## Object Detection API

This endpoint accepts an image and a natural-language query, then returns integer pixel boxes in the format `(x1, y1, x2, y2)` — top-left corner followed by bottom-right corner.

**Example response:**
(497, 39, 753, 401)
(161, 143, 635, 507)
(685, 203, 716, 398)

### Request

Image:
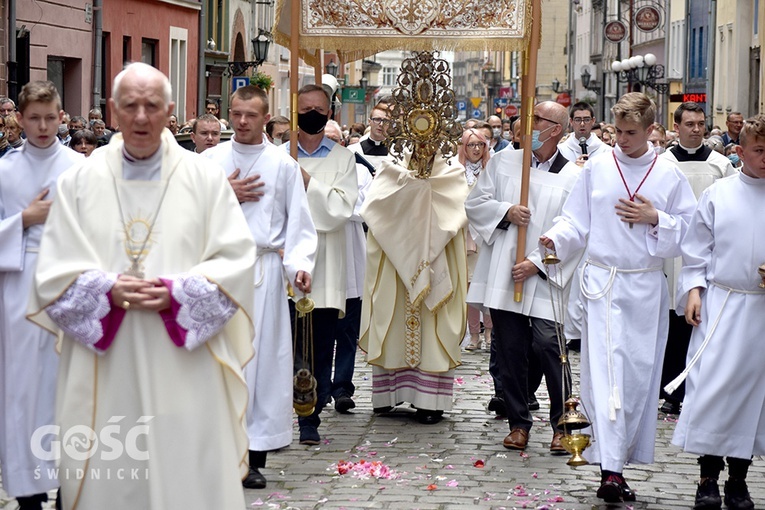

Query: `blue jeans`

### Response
(291, 301, 339, 430)
(332, 298, 361, 398)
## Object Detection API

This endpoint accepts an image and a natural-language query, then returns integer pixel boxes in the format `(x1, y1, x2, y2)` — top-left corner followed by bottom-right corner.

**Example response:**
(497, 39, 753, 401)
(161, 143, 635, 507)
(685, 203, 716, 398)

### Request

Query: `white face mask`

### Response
(492, 128, 501, 139)
(272, 137, 283, 146)
(653, 145, 664, 155)
(502, 130, 511, 140)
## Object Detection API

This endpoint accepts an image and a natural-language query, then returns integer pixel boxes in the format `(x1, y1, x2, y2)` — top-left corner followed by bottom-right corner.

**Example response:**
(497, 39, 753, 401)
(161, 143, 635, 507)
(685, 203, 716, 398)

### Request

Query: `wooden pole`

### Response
(289, 0, 299, 161)
(514, 0, 542, 302)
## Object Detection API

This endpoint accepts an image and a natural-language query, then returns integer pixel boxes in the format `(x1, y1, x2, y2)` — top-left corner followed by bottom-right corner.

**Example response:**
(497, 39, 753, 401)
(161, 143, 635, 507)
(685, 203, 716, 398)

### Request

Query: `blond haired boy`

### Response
(540, 93, 696, 503)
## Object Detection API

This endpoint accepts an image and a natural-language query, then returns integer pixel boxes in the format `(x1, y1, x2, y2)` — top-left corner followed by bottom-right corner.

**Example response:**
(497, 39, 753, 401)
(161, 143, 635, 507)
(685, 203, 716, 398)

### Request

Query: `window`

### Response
(142, 38, 158, 67)
(169, 27, 187, 122)
(697, 26, 703, 79)
(123, 36, 132, 65)
(382, 66, 397, 87)
(690, 28, 696, 78)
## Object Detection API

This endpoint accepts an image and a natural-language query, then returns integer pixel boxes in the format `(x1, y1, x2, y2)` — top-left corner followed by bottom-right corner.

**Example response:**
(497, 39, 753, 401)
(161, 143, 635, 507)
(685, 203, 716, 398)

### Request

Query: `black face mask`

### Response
(69, 128, 80, 137)
(297, 110, 328, 135)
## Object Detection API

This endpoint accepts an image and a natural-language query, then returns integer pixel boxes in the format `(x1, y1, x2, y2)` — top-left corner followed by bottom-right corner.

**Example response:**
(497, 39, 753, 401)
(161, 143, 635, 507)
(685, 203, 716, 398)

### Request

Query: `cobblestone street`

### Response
(3, 347, 763, 509)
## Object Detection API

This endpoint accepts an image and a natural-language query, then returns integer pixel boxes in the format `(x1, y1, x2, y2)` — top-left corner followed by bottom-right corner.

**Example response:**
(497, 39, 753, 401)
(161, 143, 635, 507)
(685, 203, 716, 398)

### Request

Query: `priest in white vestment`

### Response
(205, 85, 317, 488)
(359, 152, 468, 425)
(28, 63, 255, 510)
(658, 102, 736, 415)
(466, 101, 582, 453)
(540, 93, 696, 503)
(671, 116, 765, 509)
(283, 84, 358, 446)
(0, 81, 81, 510)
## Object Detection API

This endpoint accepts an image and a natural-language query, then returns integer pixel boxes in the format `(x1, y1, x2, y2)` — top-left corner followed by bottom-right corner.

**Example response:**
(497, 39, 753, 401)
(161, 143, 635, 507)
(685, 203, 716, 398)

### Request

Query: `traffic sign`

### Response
(456, 100, 467, 111)
(232, 76, 250, 92)
(341, 87, 366, 104)
(505, 105, 518, 116)
(472, 108, 482, 119)
(494, 98, 508, 108)
(470, 97, 482, 108)
(556, 92, 572, 108)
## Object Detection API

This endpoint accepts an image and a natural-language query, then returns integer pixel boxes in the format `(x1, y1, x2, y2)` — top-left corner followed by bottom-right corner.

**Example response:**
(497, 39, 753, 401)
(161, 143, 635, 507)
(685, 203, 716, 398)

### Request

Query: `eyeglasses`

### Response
(533, 114, 559, 126)
(572, 117, 593, 124)
(466, 142, 485, 149)
(369, 117, 390, 125)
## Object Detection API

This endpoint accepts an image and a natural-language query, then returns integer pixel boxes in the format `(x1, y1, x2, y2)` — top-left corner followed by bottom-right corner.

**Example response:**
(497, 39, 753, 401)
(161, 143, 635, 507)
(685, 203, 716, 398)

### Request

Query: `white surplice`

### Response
(672, 171, 765, 458)
(466, 148, 582, 319)
(0, 142, 81, 498)
(297, 145, 359, 314)
(558, 132, 612, 163)
(205, 137, 317, 451)
(345, 164, 373, 300)
(542, 144, 696, 471)
(28, 131, 255, 510)
(660, 146, 736, 309)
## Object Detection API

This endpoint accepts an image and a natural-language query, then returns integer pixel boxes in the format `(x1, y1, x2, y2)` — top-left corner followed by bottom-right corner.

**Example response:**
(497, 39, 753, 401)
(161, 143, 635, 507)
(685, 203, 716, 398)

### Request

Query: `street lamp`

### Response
(325, 59, 338, 78)
(359, 76, 368, 89)
(611, 53, 668, 94)
(224, 29, 272, 76)
(552, 78, 561, 94)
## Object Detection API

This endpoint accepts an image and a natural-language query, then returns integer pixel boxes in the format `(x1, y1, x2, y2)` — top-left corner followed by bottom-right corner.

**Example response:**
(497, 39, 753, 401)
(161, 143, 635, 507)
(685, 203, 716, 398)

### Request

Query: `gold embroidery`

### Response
(410, 259, 430, 288)
(404, 293, 421, 368)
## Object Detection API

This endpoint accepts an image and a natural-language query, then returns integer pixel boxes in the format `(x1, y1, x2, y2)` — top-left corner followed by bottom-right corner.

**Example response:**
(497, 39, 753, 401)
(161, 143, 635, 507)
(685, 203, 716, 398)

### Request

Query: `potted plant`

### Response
(251, 71, 274, 91)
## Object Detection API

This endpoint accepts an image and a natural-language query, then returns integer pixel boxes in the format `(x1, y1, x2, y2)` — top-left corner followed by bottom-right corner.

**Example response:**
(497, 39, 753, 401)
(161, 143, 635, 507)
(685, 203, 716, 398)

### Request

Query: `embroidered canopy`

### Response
(274, 0, 534, 65)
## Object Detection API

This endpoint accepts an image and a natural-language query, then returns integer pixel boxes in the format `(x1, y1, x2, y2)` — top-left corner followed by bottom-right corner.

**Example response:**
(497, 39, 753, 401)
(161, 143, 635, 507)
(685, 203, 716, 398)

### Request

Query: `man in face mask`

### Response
(465, 100, 583, 454)
(283, 84, 359, 447)
(487, 115, 510, 152)
(657, 101, 736, 416)
(266, 115, 290, 145)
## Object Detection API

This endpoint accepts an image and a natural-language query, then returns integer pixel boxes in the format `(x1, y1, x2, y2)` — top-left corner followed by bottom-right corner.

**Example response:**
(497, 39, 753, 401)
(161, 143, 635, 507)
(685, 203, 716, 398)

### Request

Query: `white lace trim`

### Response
(171, 275, 237, 351)
(46, 270, 116, 353)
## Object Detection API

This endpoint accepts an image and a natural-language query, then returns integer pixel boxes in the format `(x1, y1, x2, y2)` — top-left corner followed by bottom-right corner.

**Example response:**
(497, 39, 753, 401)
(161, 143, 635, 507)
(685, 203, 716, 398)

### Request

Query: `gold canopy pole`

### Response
(514, 0, 542, 303)
(289, 0, 300, 161)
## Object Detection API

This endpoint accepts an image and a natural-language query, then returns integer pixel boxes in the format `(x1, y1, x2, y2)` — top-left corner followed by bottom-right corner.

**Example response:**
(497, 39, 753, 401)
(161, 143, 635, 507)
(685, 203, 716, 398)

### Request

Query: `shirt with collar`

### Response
(532, 149, 561, 172)
(284, 136, 336, 158)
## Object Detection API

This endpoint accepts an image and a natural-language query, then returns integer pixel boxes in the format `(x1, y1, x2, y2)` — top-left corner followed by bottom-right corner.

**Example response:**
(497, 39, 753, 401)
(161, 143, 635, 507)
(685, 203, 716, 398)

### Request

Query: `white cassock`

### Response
(28, 131, 255, 510)
(558, 132, 612, 163)
(542, 144, 696, 472)
(673, 171, 765, 458)
(295, 144, 358, 314)
(466, 149, 582, 319)
(204, 137, 317, 451)
(0, 142, 81, 498)
(660, 145, 736, 309)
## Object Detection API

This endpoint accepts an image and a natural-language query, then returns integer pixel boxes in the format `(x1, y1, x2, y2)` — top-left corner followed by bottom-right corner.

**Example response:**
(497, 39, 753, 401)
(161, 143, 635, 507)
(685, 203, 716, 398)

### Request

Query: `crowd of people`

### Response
(0, 64, 763, 510)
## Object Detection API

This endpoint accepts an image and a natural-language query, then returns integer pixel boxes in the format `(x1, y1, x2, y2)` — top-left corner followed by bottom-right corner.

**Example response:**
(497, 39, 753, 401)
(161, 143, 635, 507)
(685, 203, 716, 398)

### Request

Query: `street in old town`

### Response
(2, 347, 764, 509)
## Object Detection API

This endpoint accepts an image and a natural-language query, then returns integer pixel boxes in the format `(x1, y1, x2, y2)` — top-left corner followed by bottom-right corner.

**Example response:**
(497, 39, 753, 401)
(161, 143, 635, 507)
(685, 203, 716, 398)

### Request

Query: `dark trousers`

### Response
(332, 298, 361, 398)
(660, 311, 693, 403)
(291, 302, 339, 429)
(490, 326, 545, 401)
(490, 308, 569, 432)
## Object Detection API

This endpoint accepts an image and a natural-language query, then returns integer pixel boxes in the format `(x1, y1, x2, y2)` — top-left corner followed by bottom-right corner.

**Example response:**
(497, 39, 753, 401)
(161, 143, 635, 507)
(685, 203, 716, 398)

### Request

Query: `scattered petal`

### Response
(547, 495, 565, 502)
(446, 479, 459, 487)
(426, 484, 438, 491)
(532, 472, 538, 478)
(250, 499, 264, 506)
(474, 459, 485, 468)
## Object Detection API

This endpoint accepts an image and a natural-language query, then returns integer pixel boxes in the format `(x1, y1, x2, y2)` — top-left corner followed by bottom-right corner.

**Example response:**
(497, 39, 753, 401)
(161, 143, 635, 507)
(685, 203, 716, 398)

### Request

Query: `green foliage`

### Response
(251, 71, 274, 91)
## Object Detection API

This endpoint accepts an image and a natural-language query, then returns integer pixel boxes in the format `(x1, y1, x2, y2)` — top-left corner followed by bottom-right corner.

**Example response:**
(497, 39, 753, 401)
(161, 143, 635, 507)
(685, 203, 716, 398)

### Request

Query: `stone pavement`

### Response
(2, 347, 764, 509)
(246, 348, 765, 510)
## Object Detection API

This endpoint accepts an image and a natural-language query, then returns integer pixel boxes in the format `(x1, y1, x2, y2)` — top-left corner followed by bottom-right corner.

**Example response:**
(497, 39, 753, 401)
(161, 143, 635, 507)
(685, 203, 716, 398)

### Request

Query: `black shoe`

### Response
(299, 425, 321, 445)
(694, 478, 722, 510)
(596, 474, 623, 503)
(659, 399, 681, 415)
(242, 467, 267, 489)
(415, 409, 443, 425)
(724, 479, 754, 510)
(334, 394, 356, 414)
(620, 477, 637, 502)
(528, 397, 540, 411)
(488, 396, 507, 417)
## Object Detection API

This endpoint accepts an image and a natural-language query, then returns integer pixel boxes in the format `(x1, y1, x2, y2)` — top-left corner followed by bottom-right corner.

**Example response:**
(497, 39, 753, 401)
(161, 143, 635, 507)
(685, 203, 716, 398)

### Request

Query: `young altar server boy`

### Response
(671, 114, 765, 510)
(540, 92, 696, 503)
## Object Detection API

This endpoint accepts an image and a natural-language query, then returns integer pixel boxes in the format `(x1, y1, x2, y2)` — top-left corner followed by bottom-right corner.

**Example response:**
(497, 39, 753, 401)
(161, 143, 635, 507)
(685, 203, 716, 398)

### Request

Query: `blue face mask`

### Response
(531, 125, 555, 151)
(728, 154, 740, 166)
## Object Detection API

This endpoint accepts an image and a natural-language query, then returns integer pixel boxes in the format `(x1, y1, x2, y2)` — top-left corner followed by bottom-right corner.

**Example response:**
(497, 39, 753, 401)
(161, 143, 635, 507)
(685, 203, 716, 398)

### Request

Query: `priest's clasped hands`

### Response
(111, 275, 171, 312)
